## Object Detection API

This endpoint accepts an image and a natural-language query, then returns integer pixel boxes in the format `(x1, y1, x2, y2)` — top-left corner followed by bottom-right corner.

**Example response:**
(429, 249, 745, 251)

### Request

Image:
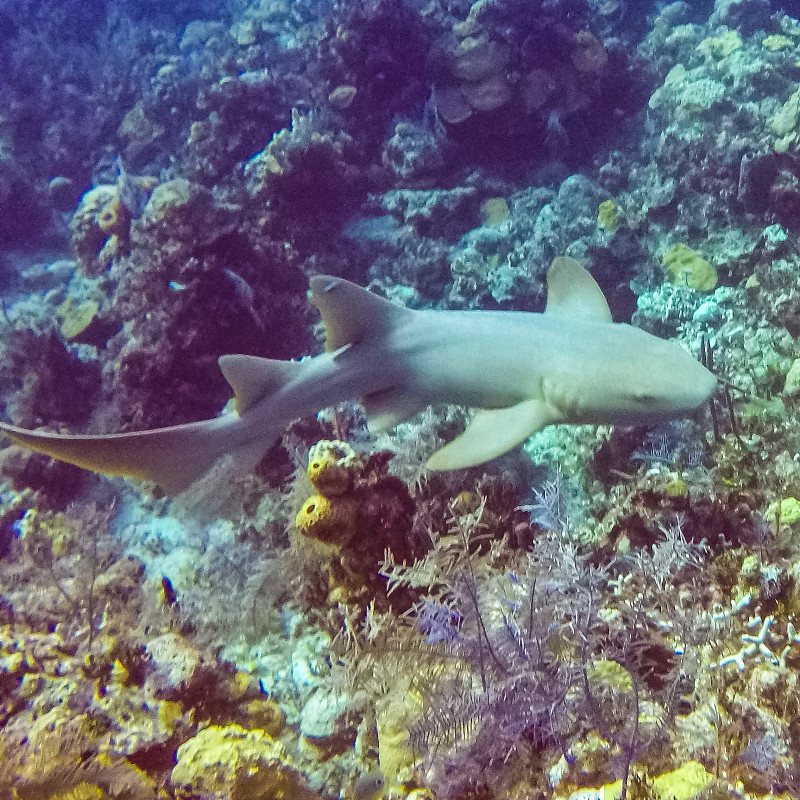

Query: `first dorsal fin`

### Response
(309, 275, 413, 352)
(545, 256, 612, 322)
(218, 354, 302, 412)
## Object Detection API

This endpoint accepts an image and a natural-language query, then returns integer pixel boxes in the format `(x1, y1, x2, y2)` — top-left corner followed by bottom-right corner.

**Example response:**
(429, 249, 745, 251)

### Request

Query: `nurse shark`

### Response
(0, 257, 717, 494)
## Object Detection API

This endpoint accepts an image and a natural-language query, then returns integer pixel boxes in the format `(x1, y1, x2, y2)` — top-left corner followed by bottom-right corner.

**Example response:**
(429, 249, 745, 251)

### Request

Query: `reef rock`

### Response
(171, 724, 319, 800)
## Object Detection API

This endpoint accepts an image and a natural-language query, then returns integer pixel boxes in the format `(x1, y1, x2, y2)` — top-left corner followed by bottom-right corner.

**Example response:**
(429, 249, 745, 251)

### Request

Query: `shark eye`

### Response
(632, 391, 658, 404)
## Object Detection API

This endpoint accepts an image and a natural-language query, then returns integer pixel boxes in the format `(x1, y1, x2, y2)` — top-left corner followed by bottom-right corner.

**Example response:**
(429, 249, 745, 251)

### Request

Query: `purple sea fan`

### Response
(631, 420, 706, 469)
(415, 597, 464, 645)
(517, 469, 568, 532)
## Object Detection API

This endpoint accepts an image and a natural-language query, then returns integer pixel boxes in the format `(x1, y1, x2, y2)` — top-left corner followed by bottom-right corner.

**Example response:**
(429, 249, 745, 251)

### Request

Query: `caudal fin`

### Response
(0, 416, 260, 494)
(0, 354, 310, 493)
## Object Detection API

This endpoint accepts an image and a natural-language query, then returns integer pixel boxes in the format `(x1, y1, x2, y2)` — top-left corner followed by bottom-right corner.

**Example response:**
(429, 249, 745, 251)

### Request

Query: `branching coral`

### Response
(4, 504, 129, 647)
(338, 489, 785, 799)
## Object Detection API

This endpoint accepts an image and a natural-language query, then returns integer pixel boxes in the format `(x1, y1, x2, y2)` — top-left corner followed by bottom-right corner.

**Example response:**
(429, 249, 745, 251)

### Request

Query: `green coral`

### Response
(662, 243, 717, 291)
(740, 396, 786, 421)
(763, 34, 793, 51)
(700, 29, 742, 58)
(597, 199, 618, 230)
(772, 87, 800, 151)
(58, 298, 100, 340)
(765, 496, 800, 525)
(656, 64, 726, 114)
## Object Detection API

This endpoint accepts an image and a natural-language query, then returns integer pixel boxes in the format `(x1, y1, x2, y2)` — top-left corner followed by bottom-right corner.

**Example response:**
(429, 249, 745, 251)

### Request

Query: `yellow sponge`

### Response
(662, 243, 717, 291)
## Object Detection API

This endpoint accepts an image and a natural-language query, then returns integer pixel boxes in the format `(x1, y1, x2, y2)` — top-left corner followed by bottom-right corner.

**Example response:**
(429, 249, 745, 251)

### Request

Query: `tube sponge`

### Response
(307, 440, 362, 496)
(295, 494, 359, 545)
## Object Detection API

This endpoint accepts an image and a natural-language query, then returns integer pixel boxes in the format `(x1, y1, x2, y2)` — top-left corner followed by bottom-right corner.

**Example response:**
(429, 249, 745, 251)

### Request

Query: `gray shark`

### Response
(0, 257, 716, 494)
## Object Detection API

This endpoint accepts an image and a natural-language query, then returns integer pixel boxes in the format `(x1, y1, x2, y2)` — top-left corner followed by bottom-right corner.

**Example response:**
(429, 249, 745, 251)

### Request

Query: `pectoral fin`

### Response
(425, 399, 558, 471)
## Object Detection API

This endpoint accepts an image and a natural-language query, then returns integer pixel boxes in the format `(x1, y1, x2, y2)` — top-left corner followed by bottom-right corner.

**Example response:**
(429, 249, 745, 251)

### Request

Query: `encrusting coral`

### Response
(170, 724, 320, 800)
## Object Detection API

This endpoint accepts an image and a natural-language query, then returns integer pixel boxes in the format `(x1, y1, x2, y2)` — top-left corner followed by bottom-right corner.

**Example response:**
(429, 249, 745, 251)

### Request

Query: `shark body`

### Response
(0, 257, 717, 494)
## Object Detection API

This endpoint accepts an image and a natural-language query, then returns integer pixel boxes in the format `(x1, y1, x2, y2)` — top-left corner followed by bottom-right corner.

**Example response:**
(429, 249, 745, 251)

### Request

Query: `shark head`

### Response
(542, 256, 717, 426)
(585, 324, 718, 424)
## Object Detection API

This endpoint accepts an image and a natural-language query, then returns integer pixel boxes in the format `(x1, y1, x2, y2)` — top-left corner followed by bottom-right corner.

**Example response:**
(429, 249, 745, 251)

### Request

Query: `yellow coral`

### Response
(480, 197, 509, 226)
(306, 440, 361, 495)
(377, 685, 424, 790)
(772, 87, 800, 144)
(597, 199, 618, 230)
(586, 658, 633, 691)
(576, 761, 713, 800)
(662, 243, 717, 291)
(46, 784, 108, 800)
(452, 490, 481, 514)
(58, 298, 99, 340)
(451, 35, 509, 82)
(171, 724, 320, 800)
(96, 196, 122, 232)
(295, 494, 358, 545)
(242, 698, 285, 737)
(651, 761, 713, 799)
(158, 700, 184, 735)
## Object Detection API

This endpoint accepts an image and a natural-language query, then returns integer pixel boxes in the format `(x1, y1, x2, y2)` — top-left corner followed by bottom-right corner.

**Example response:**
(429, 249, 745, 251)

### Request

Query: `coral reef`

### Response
(8, 0, 800, 798)
(171, 724, 320, 800)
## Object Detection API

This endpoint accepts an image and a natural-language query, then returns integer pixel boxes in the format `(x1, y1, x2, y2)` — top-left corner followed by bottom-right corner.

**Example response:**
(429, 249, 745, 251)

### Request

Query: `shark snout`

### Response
(623, 341, 718, 421)
(693, 363, 719, 407)
(658, 352, 718, 413)
(673, 349, 718, 410)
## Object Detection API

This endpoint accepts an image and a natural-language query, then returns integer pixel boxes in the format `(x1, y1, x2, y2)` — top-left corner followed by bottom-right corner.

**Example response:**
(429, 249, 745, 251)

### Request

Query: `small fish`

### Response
(223, 268, 264, 331)
(353, 770, 385, 800)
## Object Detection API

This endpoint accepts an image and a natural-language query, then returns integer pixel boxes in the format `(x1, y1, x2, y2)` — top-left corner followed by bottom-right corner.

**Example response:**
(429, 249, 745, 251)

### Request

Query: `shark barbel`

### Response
(0, 257, 717, 494)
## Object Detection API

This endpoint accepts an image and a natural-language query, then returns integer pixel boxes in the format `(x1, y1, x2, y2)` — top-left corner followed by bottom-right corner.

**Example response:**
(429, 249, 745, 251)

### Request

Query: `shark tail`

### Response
(0, 354, 306, 494)
(0, 415, 266, 495)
